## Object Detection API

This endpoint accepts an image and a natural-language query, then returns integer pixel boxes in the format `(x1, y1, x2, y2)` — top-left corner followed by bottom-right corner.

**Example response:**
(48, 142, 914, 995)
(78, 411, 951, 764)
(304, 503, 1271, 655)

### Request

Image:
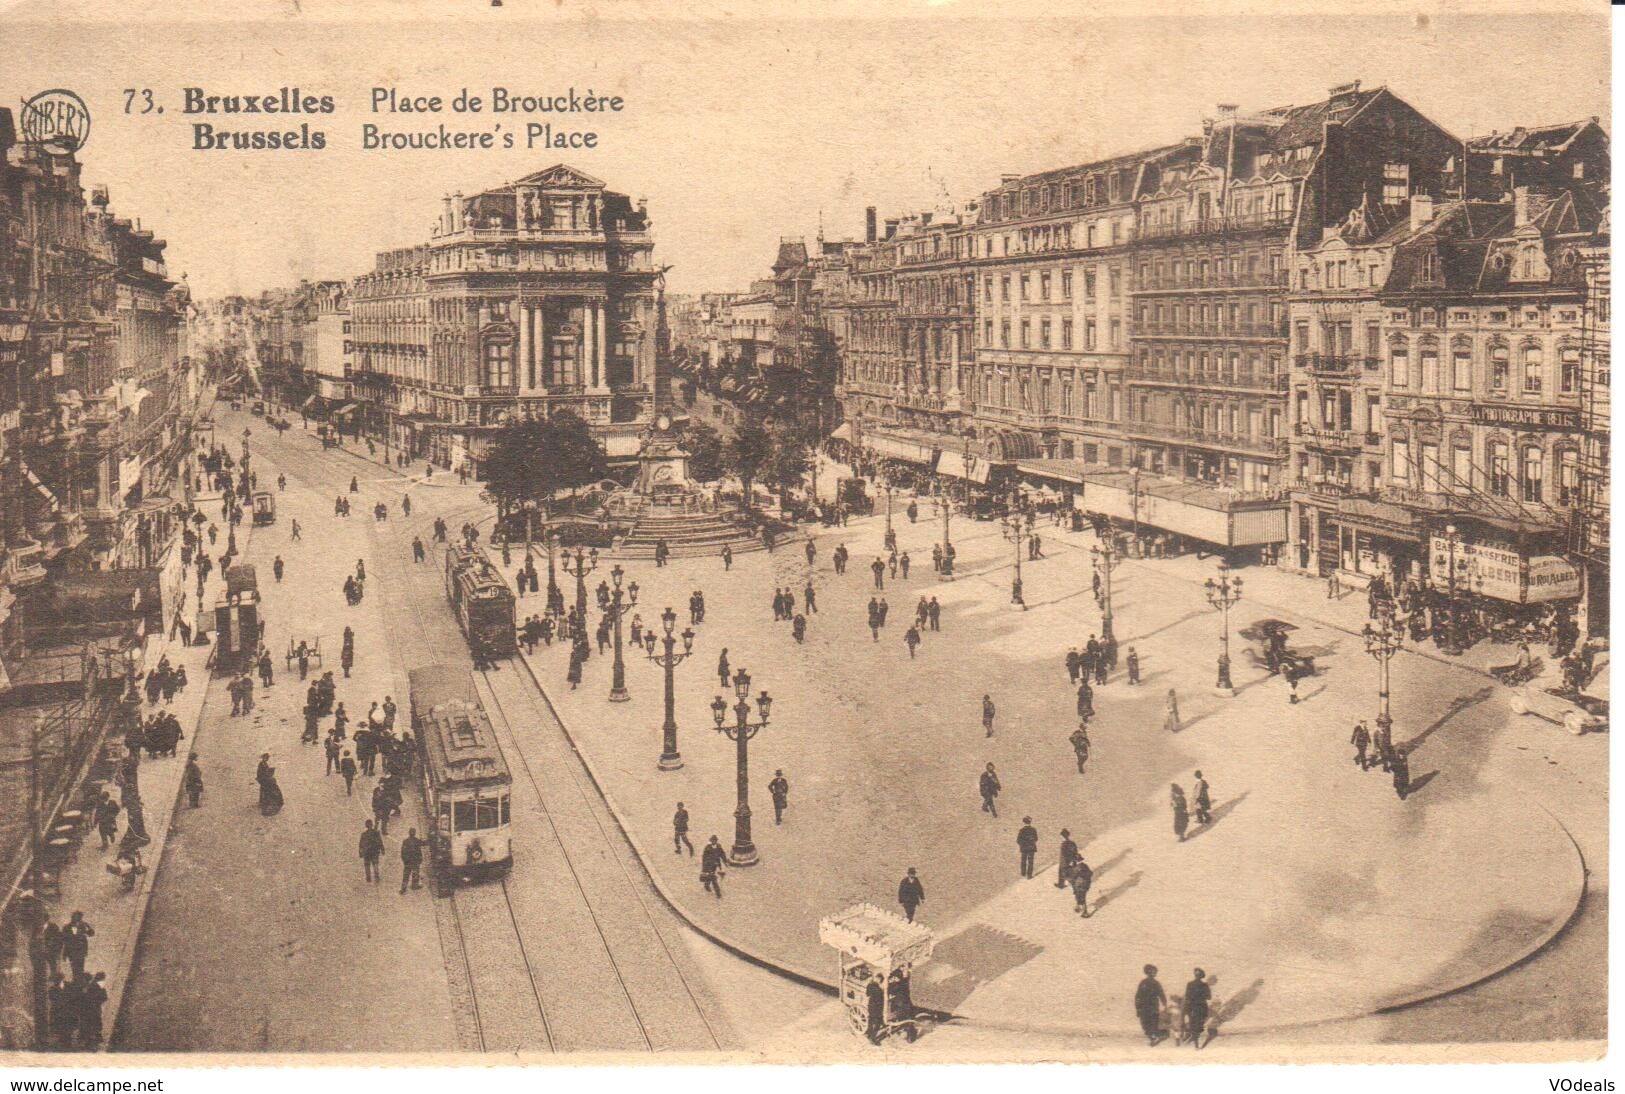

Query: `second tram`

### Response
(409, 663, 515, 885)
(444, 544, 517, 660)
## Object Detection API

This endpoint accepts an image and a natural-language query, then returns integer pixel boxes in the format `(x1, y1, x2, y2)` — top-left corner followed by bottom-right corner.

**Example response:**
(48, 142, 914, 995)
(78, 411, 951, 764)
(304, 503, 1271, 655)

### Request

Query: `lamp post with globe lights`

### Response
(606, 564, 637, 702)
(644, 607, 695, 771)
(710, 668, 773, 867)
(1204, 560, 1243, 694)
(1091, 536, 1118, 642)
(561, 545, 598, 639)
(1362, 602, 1404, 753)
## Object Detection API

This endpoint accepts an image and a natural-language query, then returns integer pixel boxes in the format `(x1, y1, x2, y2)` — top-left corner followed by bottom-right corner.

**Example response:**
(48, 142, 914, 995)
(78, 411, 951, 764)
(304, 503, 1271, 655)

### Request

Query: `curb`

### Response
(507, 648, 836, 997)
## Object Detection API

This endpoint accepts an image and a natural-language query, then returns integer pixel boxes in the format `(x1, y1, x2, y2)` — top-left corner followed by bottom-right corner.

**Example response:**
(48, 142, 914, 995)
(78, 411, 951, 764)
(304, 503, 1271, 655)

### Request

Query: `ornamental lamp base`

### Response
(657, 751, 684, 771)
(609, 687, 631, 703)
(728, 845, 759, 867)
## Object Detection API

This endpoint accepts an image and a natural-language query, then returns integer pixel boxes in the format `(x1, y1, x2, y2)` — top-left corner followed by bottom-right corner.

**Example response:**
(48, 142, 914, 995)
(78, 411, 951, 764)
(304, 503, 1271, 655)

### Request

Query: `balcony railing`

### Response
(1134, 320, 1288, 340)
(1123, 419, 1289, 457)
(1292, 423, 1379, 450)
(1134, 270, 1290, 293)
(1125, 366, 1288, 393)
(1136, 209, 1295, 242)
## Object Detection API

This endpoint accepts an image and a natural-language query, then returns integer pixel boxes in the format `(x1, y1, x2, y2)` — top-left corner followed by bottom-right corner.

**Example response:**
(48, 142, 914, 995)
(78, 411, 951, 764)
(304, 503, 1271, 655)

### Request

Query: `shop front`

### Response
(1079, 470, 1287, 561)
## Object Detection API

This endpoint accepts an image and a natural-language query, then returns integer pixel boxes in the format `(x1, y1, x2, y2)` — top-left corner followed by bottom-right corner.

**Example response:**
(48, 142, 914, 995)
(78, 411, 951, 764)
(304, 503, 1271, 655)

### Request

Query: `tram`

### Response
(409, 664, 514, 885)
(444, 544, 517, 660)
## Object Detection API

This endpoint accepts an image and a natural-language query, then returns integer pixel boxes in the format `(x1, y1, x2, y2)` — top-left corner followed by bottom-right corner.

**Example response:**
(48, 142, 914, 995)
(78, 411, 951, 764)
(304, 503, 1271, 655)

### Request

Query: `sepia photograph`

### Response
(0, 0, 1609, 1076)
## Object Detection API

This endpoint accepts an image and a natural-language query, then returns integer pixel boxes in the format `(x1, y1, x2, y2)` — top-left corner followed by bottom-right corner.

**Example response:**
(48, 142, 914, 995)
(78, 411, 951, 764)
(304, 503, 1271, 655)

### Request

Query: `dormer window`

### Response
(1382, 163, 1409, 205)
(1573, 161, 1586, 180)
(1420, 252, 1439, 283)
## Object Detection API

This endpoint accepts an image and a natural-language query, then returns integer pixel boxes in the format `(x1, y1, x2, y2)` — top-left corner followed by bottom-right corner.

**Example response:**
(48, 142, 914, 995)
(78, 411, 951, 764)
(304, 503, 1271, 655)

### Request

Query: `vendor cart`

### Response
(819, 902, 936, 1044)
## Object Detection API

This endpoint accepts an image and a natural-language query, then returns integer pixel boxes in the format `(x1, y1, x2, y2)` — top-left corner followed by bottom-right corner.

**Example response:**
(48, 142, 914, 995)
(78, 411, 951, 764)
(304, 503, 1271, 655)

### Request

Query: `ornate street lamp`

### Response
(1362, 602, 1404, 753)
(562, 545, 599, 643)
(544, 529, 564, 618)
(1091, 536, 1118, 642)
(645, 607, 695, 770)
(711, 667, 772, 867)
(1001, 495, 1027, 609)
(1203, 560, 1243, 694)
(607, 564, 638, 703)
(1440, 523, 1464, 656)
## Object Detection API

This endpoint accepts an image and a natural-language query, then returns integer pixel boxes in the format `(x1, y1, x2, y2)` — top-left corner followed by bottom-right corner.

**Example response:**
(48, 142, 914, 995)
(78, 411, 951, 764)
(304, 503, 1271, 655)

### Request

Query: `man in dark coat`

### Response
(1135, 965, 1167, 1045)
(1182, 969, 1212, 1048)
(1055, 828, 1079, 889)
(768, 770, 790, 824)
(1016, 817, 1039, 879)
(897, 868, 925, 922)
(1350, 721, 1371, 770)
(399, 828, 425, 892)
(673, 802, 694, 856)
(700, 835, 727, 898)
(1070, 725, 1091, 774)
(359, 820, 384, 883)
(1391, 749, 1411, 800)
(183, 753, 204, 808)
(61, 912, 93, 980)
(979, 763, 1001, 817)
(1070, 855, 1094, 916)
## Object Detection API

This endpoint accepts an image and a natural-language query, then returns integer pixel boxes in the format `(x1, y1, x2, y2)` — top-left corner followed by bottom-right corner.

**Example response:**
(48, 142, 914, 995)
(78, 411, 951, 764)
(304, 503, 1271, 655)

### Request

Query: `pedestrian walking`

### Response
(768, 770, 790, 824)
(1070, 855, 1093, 916)
(700, 835, 726, 898)
(61, 913, 93, 980)
(78, 972, 108, 1047)
(928, 597, 941, 631)
(904, 625, 921, 658)
(900, 551, 910, 579)
(1193, 771, 1212, 826)
(673, 802, 695, 855)
(291, 518, 301, 541)
(399, 828, 425, 893)
(1076, 680, 1094, 721)
(1391, 749, 1411, 800)
(897, 867, 925, 922)
(1171, 784, 1190, 841)
(1181, 969, 1212, 1048)
(183, 753, 204, 808)
(1066, 648, 1080, 684)
(1126, 647, 1141, 685)
(1069, 724, 1091, 774)
(359, 820, 384, 883)
(871, 557, 885, 589)
(1164, 689, 1181, 733)
(1016, 817, 1039, 879)
(982, 694, 995, 738)
(1055, 828, 1079, 889)
(979, 762, 1001, 817)
(273, 556, 284, 583)
(717, 649, 731, 688)
(1350, 721, 1371, 769)
(805, 540, 816, 566)
(1135, 966, 1169, 1046)
(94, 792, 120, 849)
(804, 581, 817, 614)
(721, 544, 733, 571)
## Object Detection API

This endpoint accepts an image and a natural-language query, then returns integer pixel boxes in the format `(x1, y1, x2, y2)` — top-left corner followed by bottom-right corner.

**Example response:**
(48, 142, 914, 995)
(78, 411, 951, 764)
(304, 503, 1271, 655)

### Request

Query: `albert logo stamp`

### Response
(20, 88, 91, 151)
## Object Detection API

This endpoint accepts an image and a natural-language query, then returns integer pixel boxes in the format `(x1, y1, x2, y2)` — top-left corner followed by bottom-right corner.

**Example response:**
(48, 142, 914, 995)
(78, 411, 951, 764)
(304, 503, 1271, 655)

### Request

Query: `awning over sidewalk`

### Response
(331, 403, 359, 419)
(1334, 498, 1424, 543)
(864, 431, 937, 465)
(1078, 470, 1287, 546)
(828, 423, 853, 444)
(1016, 458, 1088, 486)
(936, 449, 994, 483)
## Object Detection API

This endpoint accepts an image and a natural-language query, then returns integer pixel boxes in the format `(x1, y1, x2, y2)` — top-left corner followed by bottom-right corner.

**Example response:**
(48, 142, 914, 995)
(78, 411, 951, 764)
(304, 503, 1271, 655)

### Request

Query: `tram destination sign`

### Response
(1469, 403, 1580, 430)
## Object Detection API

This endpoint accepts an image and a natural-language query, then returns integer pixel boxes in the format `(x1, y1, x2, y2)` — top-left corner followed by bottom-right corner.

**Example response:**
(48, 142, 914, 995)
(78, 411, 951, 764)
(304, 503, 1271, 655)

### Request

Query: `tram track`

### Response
(262, 428, 726, 1053)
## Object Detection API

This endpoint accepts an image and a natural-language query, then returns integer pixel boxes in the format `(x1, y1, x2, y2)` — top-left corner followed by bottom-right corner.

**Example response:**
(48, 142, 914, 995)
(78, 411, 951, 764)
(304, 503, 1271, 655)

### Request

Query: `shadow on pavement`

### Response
(917, 923, 1045, 1012)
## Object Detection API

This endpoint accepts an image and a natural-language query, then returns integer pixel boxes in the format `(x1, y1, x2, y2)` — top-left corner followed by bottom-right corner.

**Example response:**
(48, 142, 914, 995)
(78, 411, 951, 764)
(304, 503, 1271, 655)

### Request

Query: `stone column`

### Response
(534, 304, 547, 393)
(518, 300, 531, 392)
(581, 301, 594, 389)
(594, 300, 609, 392)
(950, 327, 962, 393)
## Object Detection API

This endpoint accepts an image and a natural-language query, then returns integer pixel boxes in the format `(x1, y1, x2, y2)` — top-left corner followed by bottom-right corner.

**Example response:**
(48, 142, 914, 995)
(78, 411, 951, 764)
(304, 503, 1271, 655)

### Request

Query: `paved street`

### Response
(501, 483, 1603, 1046)
(117, 411, 820, 1054)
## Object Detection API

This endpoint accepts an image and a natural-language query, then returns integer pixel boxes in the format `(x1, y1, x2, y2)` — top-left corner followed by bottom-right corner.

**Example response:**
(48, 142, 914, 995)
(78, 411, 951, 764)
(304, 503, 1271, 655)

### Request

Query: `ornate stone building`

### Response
(349, 164, 662, 470)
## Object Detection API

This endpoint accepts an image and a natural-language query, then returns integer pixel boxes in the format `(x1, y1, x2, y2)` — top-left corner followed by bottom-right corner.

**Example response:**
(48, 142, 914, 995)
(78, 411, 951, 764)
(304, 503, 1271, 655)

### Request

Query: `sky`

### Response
(0, 5, 1608, 300)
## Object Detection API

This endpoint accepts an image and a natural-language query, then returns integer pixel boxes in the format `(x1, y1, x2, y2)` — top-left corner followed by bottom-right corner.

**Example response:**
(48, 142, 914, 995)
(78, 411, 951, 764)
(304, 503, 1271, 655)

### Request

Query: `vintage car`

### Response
(1239, 618, 1317, 678)
(1511, 663, 1609, 735)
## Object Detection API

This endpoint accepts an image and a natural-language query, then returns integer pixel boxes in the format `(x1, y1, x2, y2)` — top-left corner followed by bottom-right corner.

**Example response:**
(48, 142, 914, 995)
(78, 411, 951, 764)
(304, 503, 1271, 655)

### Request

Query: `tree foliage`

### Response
(725, 418, 775, 510)
(481, 410, 609, 522)
(683, 421, 726, 483)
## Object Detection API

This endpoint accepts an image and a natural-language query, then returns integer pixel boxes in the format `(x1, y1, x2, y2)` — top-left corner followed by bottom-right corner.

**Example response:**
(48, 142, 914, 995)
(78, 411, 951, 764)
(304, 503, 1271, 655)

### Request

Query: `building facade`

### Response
(348, 164, 663, 470)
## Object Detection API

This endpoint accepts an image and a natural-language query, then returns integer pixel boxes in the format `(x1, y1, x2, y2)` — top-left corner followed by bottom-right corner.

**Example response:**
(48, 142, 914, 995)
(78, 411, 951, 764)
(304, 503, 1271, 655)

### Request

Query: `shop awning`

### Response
(331, 403, 359, 418)
(1334, 498, 1424, 543)
(828, 423, 853, 444)
(301, 395, 324, 411)
(865, 432, 937, 465)
(936, 449, 994, 483)
(1078, 470, 1287, 546)
(1016, 459, 1087, 486)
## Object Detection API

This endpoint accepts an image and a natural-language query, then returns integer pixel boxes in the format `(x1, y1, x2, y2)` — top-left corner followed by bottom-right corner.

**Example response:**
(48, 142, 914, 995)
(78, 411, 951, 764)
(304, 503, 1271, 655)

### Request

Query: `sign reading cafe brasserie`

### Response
(1428, 535, 1580, 604)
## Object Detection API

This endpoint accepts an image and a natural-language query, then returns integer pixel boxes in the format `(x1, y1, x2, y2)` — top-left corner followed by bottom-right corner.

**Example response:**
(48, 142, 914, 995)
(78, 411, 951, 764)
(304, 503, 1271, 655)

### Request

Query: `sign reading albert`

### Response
(19, 88, 90, 151)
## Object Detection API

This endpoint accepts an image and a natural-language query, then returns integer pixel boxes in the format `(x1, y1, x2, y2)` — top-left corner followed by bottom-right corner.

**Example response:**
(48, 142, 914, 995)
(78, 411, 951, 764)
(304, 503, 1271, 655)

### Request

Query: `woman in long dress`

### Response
(1164, 689, 1181, 733)
(256, 754, 284, 815)
(1170, 784, 1189, 842)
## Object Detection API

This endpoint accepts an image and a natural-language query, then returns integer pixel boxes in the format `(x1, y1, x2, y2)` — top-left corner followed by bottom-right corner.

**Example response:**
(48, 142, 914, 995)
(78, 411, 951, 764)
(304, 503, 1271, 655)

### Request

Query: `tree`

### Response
(481, 419, 554, 536)
(683, 421, 726, 483)
(762, 428, 812, 508)
(725, 418, 774, 512)
(545, 409, 609, 500)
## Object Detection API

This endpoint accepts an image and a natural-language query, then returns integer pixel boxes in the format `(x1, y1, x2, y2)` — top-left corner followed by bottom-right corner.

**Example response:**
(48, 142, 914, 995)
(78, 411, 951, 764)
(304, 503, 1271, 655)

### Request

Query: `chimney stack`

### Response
(865, 205, 877, 243)
(884, 218, 899, 240)
(1513, 185, 1532, 228)
(1410, 192, 1434, 233)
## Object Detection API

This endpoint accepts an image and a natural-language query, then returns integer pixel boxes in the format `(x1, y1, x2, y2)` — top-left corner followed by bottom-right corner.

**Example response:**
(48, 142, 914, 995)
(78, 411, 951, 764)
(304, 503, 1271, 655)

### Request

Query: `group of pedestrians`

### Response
(1135, 965, 1217, 1049)
(1168, 771, 1213, 842)
(32, 911, 106, 1050)
(1349, 719, 1410, 800)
